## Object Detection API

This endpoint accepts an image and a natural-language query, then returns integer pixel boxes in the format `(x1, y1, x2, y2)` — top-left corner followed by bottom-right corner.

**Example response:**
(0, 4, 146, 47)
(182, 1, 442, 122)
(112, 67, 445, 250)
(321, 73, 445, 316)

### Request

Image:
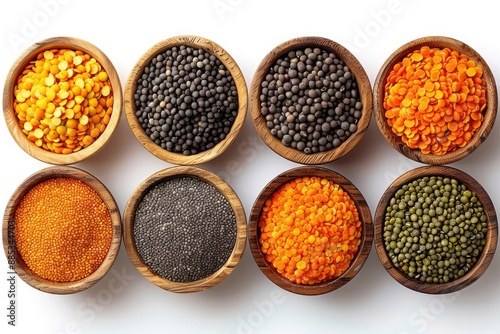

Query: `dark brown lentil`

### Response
(383, 176, 487, 283)
(133, 176, 237, 282)
(134, 45, 238, 155)
(259, 47, 362, 154)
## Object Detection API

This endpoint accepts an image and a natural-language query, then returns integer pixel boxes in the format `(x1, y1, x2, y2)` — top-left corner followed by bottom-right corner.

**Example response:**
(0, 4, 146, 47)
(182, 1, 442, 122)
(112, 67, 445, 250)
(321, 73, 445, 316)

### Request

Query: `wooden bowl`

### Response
(374, 165, 498, 294)
(248, 166, 373, 295)
(3, 36, 123, 165)
(124, 35, 248, 165)
(2, 166, 122, 294)
(249, 36, 373, 165)
(373, 36, 498, 165)
(122, 166, 246, 293)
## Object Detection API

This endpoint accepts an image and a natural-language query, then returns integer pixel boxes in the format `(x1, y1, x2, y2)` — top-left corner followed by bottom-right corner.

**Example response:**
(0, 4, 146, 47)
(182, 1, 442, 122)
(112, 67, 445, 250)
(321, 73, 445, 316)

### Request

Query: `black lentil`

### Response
(133, 176, 237, 282)
(383, 176, 487, 284)
(259, 47, 363, 154)
(134, 45, 239, 155)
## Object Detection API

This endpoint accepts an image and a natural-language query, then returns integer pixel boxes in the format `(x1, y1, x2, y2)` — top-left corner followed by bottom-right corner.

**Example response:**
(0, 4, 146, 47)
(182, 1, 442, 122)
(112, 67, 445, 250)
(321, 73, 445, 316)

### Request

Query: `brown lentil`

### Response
(13, 49, 114, 154)
(14, 177, 113, 282)
(260, 47, 363, 154)
(134, 45, 238, 155)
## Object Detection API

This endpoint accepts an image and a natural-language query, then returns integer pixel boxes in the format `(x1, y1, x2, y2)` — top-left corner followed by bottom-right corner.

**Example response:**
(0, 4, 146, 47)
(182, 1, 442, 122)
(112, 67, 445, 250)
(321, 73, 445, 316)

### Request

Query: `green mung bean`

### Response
(383, 176, 487, 283)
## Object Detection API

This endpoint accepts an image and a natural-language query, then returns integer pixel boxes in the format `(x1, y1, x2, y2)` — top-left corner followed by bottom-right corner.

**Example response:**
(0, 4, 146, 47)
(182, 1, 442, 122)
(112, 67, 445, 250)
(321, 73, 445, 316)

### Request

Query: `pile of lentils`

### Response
(383, 176, 488, 284)
(134, 45, 238, 155)
(133, 177, 237, 282)
(259, 47, 363, 154)
(14, 177, 113, 282)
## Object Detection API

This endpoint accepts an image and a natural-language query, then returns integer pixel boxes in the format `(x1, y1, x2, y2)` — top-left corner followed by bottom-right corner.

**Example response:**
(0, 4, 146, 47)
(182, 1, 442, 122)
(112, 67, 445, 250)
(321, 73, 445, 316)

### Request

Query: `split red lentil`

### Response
(383, 46, 487, 155)
(13, 48, 114, 154)
(258, 176, 362, 285)
(14, 178, 113, 282)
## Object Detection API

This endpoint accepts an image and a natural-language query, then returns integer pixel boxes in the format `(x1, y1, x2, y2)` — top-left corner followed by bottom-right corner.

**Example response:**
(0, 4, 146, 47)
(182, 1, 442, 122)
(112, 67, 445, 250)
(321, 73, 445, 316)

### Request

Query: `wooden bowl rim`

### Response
(1, 165, 122, 294)
(2, 36, 123, 165)
(248, 165, 373, 295)
(373, 165, 498, 294)
(373, 35, 498, 165)
(122, 165, 247, 293)
(249, 36, 373, 165)
(124, 35, 248, 165)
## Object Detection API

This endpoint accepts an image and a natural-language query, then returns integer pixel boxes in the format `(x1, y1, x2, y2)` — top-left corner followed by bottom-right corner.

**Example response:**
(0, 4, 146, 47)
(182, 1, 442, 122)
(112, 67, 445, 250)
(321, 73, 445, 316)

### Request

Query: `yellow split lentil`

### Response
(383, 46, 487, 155)
(13, 48, 114, 154)
(258, 176, 362, 285)
(14, 178, 113, 282)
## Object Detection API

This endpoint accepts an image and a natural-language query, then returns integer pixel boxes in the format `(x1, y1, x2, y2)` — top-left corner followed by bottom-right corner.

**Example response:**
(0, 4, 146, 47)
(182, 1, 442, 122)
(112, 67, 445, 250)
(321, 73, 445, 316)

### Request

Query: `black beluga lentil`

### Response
(383, 176, 487, 284)
(134, 45, 238, 155)
(259, 47, 362, 154)
(133, 176, 237, 282)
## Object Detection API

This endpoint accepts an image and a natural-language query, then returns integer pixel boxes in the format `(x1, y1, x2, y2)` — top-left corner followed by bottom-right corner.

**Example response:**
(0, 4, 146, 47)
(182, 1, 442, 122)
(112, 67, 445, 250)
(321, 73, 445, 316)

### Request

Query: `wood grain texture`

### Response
(374, 165, 498, 294)
(2, 37, 123, 165)
(249, 36, 373, 165)
(248, 166, 373, 295)
(373, 36, 498, 165)
(1, 166, 122, 294)
(122, 166, 247, 293)
(124, 35, 248, 165)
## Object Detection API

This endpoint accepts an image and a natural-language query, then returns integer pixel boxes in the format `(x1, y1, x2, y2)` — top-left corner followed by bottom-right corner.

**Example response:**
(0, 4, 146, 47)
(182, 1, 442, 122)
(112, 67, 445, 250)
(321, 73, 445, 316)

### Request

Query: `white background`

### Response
(1, 0, 499, 333)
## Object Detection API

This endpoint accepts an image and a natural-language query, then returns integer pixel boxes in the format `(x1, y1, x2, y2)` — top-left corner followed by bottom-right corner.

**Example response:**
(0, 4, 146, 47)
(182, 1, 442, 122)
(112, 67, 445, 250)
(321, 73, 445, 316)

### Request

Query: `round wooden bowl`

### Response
(2, 166, 122, 294)
(3, 36, 123, 165)
(122, 165, 246, 293)
(373, 36, 498, 165)
(124, 35, 248, 165)
(249, 36, 373, 165)
(374, 165, 498, 294)
(248, 166, 373, 295)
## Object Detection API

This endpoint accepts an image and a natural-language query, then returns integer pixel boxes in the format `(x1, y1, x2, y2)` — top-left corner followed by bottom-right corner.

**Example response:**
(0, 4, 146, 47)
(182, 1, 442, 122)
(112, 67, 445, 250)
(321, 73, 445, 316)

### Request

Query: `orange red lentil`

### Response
(14, 178, 113, 282)
(383, 46, 487, 155)
(13, 48, 114, 154)
(258, 176, 362, 285)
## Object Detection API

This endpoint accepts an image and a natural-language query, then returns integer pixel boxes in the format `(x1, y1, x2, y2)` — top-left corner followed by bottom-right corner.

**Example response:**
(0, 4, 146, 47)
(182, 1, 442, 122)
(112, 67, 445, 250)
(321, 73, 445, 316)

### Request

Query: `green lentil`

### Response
(383, 176, 487, 283)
